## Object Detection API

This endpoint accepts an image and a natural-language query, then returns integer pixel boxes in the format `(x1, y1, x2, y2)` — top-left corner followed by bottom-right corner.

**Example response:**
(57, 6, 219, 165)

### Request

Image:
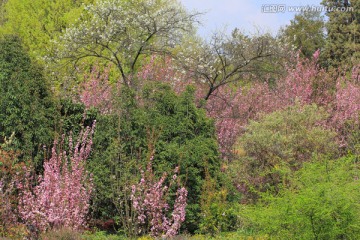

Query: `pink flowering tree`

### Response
(80, 65, 112, 114)
(331, 68, 360, 147)
(137, 54, 199, 96)
(17, 122, 96, 232)
(204, 50, 339, 158)
(131, 155, 187, 238)
(333, 77, 360, 127)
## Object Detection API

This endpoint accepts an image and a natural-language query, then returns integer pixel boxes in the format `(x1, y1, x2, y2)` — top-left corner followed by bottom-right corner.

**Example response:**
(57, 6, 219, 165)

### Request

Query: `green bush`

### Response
(198, 169, 239, 236)
(88, 83, 222, 234)
(231, 104, 338, 201)
(81, 231, 124, 240)
(241, 156, 360, 239)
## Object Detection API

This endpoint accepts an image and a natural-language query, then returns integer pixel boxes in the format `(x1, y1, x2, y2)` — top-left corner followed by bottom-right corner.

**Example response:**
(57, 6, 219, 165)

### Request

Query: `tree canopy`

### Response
(56, 0, 201, 88)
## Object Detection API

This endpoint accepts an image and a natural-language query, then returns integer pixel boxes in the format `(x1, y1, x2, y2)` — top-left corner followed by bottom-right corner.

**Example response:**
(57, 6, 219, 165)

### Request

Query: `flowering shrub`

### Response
(333, 80, 360, 127)
(131, 155, 187, 238)
(17, 122, 96, 232)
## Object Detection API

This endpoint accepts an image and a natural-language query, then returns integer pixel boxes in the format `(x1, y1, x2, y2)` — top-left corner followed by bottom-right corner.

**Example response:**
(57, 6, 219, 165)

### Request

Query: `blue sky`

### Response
(179, 0, 323, 37)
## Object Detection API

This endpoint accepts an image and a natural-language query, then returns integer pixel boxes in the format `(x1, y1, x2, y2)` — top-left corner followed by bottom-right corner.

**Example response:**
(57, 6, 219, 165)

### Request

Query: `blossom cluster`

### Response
(131, 156, 187, 237)
(17, 122, 96, 231)
(80, 65, 112, 114)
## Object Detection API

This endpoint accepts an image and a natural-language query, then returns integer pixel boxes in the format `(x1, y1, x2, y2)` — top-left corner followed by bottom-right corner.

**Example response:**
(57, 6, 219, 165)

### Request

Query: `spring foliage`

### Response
(2, 0, 360, 237)
(242, 156, 360, 239)
(57, 0, 200, 87)
(231, 104, 338, 201)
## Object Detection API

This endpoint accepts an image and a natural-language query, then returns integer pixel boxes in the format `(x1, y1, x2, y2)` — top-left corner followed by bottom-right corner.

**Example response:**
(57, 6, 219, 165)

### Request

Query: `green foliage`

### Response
(0, 0, 94, 61)
(0, 0, 7, 26)
(241, 156, 360, 239)
(88, 83, 221, 233)
(198, 173, 239, 236)
(344, 120, 360, 158)
(321, 0, 360, 68)
(82, 231, 124, 240)
(280, 10, 325, 59)
(0, 35, 56, 167)
(57, 98, 98, 135)
(231, 104, 338, 201)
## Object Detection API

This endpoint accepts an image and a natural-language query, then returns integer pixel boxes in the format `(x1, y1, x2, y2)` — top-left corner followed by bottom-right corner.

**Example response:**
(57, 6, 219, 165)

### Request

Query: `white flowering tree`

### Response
(57, 0, 201, 88)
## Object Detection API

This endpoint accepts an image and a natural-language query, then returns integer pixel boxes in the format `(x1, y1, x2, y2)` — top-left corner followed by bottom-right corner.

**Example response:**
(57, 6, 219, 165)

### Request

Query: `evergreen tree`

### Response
(321, 0, 360, 68)
(0, 35, 55, 167)
(280, 10, 325, 59)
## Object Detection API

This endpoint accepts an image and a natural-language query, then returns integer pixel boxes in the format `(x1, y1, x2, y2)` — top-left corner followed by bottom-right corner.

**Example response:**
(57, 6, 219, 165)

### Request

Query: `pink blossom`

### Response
(131, 155, 187, 237)
(205, 51, 360, 158)
(80, 65, 112, 114)
(17, 122, 96, 232)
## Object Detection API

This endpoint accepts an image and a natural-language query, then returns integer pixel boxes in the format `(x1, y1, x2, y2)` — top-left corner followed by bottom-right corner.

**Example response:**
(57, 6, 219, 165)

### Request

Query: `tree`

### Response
(177, 29, 288, 100)
(79, 65, 112, 114)
(0, 0, 95, 61)
(321, 0, 360, 68)
(57, 0, 201, 88)
(204, 50, 334, 159)
(0, 35, 56, 167)
(280, 10, 325, 59)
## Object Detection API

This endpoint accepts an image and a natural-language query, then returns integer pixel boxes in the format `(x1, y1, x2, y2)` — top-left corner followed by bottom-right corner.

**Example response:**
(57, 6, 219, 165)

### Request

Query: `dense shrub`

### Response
(0, 35, 56, 167)
(241, 156, 360, 239)
(0, 146, 27, 236)
(231, 104, 338, 201)
(198, 170, 239, 236)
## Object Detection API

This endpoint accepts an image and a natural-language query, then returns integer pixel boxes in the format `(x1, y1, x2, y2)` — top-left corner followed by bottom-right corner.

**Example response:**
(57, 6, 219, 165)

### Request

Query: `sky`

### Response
(179, 0, 323, 38)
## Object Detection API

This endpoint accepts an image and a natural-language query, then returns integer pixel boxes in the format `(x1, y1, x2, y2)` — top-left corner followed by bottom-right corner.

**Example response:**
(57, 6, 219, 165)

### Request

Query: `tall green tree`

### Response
(280, 10, 325, 59)
(0, 0, 94, 61)
(0, 35, 56, 167)
(321, 0, 360, 68)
